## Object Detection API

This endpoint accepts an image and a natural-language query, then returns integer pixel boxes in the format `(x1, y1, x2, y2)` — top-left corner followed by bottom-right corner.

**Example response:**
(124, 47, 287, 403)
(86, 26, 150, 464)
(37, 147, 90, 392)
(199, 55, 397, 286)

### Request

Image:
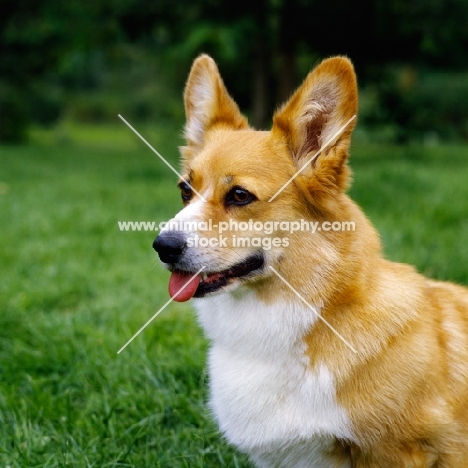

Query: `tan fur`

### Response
(181, 54, 468, 467)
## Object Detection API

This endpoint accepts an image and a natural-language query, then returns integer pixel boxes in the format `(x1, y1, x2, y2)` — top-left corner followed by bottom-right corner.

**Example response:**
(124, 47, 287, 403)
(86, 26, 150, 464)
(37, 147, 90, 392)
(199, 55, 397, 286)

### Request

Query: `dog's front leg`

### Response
(350, 443, 438, 468)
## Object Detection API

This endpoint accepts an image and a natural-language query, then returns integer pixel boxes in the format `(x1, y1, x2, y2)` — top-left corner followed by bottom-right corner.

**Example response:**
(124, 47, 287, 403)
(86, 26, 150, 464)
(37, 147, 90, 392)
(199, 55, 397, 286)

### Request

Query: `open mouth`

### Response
(168, 253, 264, 302)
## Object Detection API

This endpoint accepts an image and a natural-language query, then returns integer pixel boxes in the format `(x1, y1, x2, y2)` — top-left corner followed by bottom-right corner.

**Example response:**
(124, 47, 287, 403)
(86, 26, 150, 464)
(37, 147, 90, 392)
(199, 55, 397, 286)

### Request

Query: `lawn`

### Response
(0, 122, 467, 467)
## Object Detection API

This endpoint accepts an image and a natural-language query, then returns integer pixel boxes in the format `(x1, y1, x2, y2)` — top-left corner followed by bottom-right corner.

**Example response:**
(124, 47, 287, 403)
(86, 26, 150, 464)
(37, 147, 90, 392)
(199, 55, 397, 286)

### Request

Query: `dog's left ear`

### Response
(272, 57, 357, 192)
(183, 54, 248, 150)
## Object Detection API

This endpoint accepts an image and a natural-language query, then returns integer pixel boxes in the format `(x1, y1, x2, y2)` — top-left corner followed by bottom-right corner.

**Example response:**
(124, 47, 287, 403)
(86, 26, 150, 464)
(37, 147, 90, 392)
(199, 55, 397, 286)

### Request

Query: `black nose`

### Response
(153, 232, 187, 264)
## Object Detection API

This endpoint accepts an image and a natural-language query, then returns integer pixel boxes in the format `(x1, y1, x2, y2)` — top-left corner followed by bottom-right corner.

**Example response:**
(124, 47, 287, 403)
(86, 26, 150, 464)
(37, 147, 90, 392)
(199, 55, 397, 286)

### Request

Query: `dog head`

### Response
(153, 55, 358, 302)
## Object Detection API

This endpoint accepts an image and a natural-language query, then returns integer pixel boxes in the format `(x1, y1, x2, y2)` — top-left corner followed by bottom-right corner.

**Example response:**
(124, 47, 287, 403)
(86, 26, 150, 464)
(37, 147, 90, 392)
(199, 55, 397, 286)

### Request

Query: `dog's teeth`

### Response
(202, 272, 208, 281)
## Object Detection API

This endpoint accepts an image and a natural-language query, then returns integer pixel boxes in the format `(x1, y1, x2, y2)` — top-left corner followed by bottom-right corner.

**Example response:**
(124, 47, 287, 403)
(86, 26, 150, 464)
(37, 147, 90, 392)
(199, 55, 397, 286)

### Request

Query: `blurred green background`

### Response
(2, 0, 468, 142)
(1, 1, 468, 467)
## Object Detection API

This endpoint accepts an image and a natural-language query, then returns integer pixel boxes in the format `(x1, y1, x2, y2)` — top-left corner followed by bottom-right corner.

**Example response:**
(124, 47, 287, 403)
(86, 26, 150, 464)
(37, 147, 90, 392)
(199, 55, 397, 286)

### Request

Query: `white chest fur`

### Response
(194, 290, 354, 468)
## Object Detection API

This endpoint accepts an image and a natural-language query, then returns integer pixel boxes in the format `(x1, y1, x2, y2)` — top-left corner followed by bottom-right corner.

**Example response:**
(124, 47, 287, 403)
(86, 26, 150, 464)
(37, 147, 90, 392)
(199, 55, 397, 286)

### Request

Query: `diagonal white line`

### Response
(118, 114, 207, 202)
(117, 266, 206, 354)
(268, 114, 356, 202)
(269, 266, 357, 354)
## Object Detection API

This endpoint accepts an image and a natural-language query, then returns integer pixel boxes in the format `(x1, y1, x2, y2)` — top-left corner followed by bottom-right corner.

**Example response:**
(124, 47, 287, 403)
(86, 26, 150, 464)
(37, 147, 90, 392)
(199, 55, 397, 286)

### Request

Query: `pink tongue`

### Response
(168, 271, 201, 302)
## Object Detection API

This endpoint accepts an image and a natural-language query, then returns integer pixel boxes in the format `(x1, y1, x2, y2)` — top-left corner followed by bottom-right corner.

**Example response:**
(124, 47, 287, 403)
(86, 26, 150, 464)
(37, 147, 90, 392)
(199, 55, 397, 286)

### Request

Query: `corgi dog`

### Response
(153, 54, 468, 467)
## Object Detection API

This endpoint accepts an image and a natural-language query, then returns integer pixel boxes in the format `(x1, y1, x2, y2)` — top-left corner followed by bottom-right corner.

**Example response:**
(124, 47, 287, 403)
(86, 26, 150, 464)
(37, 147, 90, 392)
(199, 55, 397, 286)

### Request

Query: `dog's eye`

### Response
(226, 187, 256, 206)
(179, 181, 193, 203)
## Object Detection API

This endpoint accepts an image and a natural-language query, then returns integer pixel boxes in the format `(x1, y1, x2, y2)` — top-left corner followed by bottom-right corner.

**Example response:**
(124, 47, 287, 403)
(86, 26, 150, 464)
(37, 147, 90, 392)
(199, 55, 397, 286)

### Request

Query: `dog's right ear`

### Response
(183, 55, 248, 151)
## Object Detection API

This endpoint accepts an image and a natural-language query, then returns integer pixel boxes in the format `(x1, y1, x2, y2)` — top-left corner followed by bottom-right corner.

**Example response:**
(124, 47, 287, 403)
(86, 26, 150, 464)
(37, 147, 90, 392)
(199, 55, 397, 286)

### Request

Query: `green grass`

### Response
(0, 123, 467, 467)
(349, 143, 468, 284)
(0, 122, 250, 467)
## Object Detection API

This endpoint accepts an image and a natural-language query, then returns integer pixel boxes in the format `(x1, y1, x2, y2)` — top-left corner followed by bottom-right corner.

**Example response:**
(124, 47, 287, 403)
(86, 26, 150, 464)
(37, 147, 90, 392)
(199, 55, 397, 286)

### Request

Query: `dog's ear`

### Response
(272, 57, 357, 193)
(183, 54, 248, 149)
